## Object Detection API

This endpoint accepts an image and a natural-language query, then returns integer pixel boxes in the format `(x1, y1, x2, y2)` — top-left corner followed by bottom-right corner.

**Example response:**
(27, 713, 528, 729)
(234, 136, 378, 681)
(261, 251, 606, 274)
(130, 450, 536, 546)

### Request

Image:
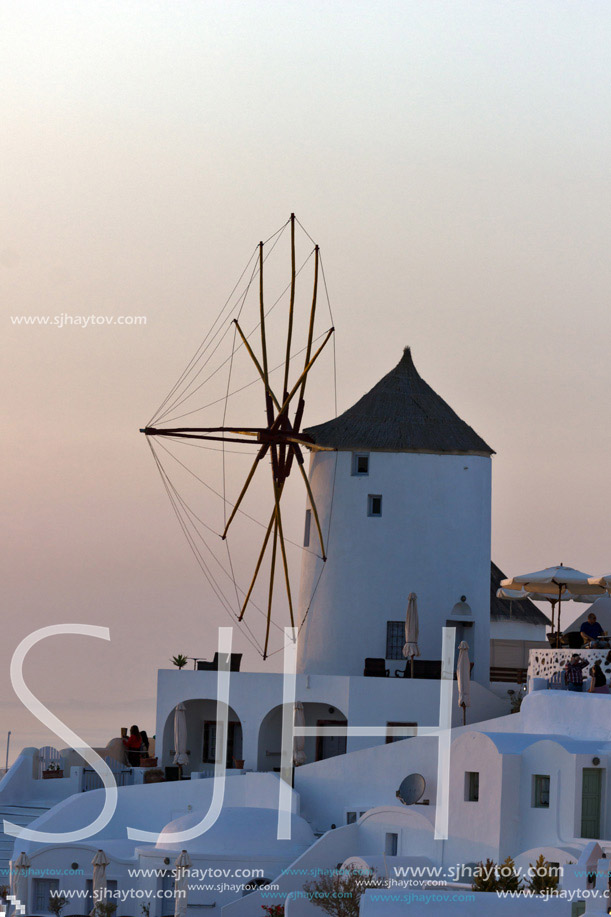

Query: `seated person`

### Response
(589, 661, 610, 694)
(580, 613, 609, 648)
(123, 724, 143, 766)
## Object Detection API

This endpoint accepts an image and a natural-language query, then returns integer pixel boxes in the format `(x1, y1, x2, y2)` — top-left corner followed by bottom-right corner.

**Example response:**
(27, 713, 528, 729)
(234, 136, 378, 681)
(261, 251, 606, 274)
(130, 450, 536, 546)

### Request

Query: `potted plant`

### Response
(49, 894, 68, 917)
(92, 901, 117, 917)
(42, 761, 64, 779)
(171, 654, 188, 670)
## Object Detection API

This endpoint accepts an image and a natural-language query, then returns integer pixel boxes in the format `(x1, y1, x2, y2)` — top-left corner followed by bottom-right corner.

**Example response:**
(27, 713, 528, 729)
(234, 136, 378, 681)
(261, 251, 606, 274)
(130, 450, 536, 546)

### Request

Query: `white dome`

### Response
(156, 806, 314, 856)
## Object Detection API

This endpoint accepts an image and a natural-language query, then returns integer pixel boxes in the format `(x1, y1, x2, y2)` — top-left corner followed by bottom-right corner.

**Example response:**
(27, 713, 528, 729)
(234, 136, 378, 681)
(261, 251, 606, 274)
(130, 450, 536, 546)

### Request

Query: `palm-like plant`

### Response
(171, 654, 188, 670)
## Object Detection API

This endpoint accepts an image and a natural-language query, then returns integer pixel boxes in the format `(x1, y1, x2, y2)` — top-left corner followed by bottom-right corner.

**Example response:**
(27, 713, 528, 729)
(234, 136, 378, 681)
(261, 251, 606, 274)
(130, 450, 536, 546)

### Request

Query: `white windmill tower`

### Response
(295, 347, 495, 682)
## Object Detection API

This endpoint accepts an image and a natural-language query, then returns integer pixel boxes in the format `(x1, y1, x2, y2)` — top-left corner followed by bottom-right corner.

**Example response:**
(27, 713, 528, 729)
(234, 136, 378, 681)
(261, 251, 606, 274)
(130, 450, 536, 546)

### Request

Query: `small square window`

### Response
(346, 811, 357, 824)
(532, 774, 550, 808)
(465, 771, 479, 801)
(385, 832, 398, 856)
(368, 494, 382, 516)
(304, 509, 312, 547)
(352, 453, 369, 476)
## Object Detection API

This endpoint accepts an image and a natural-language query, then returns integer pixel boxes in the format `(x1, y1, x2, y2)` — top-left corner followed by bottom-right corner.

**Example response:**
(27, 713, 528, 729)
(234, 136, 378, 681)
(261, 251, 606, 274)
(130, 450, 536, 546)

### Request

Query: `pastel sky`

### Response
(2, 1, 611, 761)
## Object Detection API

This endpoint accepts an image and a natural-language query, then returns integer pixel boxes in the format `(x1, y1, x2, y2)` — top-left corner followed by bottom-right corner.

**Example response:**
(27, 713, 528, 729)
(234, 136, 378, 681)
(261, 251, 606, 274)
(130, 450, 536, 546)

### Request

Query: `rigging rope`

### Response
(153, 245, 315, 424)
(145, 216, 338, 660)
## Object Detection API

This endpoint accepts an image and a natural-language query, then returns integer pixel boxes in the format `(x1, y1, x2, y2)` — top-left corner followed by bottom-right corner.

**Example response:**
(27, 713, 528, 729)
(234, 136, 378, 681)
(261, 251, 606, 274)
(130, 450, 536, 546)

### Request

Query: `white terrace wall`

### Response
(156, 669, 509, 774)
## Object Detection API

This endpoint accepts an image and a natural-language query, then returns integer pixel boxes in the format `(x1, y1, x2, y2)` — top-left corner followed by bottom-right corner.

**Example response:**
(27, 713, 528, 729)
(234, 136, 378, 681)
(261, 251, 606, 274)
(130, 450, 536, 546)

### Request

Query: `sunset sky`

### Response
(3, 1, 611, 760)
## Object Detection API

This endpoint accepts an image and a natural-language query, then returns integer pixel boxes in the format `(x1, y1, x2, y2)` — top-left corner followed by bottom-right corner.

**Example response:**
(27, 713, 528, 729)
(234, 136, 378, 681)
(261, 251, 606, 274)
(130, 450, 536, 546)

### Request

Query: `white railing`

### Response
(81, 756, 133, 791)
(528, 647, 611, 682)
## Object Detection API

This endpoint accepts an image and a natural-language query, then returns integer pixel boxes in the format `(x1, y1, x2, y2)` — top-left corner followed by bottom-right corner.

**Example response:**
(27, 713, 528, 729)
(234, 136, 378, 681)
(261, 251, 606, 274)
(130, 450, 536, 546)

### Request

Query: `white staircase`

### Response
(0, 805, 49, 880)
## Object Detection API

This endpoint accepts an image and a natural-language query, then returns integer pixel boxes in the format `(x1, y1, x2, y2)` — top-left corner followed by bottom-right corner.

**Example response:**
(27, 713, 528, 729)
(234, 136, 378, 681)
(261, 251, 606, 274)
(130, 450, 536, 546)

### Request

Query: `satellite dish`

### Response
(396, 773, 426, 806)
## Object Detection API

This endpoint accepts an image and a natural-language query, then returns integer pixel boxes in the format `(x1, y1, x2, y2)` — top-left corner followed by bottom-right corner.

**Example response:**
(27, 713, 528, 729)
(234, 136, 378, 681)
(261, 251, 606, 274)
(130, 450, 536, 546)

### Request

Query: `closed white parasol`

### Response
(11, 852, 30, 915)
(174, 849, 191, 917)
(456, 641, 471, 726)
(402, 592, 420, 677)
(293, 702, 306, 766)
(90, 849, 110, 916)
(173, 703, 189, 768)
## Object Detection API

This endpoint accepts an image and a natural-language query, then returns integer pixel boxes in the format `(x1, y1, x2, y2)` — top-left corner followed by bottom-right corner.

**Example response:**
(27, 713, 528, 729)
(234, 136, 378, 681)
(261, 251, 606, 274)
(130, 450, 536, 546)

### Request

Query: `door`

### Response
(316, 720, 347, 761)
(203, 721, 241, 767)
(581, 768, 603, 838)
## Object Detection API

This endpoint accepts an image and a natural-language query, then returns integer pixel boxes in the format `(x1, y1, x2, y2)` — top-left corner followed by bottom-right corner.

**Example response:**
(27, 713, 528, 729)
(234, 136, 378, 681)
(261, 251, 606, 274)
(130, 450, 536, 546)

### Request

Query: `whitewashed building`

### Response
(2, 347, 607, 917)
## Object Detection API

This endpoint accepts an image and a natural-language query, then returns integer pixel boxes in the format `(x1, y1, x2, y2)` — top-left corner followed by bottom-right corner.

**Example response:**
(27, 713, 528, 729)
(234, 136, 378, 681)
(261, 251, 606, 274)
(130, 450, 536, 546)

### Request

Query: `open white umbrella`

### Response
(173, 703, 189, 770)
(589, 574, 611, 591)
(402, 592, 420, 678)
(496, 586, 594, 635)
(174, 850, 191, 917)
(10, 852, 30, 916)
(90, 849, 110, 916)
(456, 641, 471, 726)
(293, 702, 306, 767)
(501, 565, 604, 646)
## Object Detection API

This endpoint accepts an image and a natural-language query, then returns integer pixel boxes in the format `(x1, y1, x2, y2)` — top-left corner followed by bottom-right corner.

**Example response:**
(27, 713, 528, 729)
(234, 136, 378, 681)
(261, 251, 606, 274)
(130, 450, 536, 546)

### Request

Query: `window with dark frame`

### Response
(386, 621, 404, 659)
(385, 832, 399, 856)
(368, 494, 382, 516)
(86, 880, 118, 915)
(532, 774, 550, 808)
(386, 722, 417, 743)
(465, 771, 479, 801)
(34, 879, 60, 913)
(352, 453, 370, 476)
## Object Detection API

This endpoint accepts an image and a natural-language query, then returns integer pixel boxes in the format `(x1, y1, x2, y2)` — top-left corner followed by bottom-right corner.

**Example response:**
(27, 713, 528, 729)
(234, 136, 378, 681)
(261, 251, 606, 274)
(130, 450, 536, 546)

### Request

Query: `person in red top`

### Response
(123, 725, 142, 766)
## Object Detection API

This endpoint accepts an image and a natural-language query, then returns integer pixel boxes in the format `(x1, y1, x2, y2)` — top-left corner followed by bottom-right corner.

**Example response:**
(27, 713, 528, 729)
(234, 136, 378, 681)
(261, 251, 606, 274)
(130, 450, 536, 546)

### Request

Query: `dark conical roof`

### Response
(305, 347, 494, 455)
(490, 562, 550, 625)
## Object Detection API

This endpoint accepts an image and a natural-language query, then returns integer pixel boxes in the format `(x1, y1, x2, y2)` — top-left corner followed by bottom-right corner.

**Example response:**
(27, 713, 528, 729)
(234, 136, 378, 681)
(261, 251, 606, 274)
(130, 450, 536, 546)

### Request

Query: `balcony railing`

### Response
(528, 647, 611, 682)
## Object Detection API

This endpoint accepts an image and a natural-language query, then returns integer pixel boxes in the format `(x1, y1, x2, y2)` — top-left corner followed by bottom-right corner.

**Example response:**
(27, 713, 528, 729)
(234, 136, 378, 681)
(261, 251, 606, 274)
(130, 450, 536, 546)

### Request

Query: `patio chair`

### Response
(548, 671, 566, 690)
(562, 631, 584, 649)
(196, 653, 242, 671)
(363, 658, 389, 677)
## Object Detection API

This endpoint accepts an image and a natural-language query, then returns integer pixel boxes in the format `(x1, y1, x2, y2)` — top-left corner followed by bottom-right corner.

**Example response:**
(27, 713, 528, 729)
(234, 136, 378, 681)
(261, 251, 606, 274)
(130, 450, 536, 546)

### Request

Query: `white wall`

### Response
(296, 450, 492, 680)
(156, 670, 508, 775)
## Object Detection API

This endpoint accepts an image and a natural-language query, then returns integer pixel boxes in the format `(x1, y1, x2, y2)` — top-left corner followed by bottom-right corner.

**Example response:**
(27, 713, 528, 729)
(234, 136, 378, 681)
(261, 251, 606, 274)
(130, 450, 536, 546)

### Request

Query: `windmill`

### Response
(142, 215, 335, 658)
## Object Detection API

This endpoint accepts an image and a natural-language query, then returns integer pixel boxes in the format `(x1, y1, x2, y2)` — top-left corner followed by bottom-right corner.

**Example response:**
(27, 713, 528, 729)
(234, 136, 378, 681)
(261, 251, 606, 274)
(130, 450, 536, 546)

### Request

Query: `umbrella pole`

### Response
(410, 657, 414, 679)
(550, 600, 555, 642)
(557, 593, 562, 648)
(462, 704, 466, 726)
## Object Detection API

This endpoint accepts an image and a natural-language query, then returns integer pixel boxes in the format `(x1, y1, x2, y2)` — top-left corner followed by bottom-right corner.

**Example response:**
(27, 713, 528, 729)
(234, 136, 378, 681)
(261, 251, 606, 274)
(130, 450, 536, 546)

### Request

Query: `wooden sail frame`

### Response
(141, 214, 333, 658)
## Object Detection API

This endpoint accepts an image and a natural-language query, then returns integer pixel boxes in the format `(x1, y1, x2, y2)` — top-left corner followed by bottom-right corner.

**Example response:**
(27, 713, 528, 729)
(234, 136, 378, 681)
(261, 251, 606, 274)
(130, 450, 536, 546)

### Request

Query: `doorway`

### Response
(316, 720, 347, 761)
(581, 768, 603, 838)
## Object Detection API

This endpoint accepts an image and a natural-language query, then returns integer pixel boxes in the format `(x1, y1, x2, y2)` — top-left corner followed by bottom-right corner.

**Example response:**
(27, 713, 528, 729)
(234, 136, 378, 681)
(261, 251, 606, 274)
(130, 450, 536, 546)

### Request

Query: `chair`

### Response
(363, 658, 389, 677)
(196, 653, 242, 672)
(395, 659, 445, 679)
(548, 671, 566, 690)
(562, 631, 584, 649)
